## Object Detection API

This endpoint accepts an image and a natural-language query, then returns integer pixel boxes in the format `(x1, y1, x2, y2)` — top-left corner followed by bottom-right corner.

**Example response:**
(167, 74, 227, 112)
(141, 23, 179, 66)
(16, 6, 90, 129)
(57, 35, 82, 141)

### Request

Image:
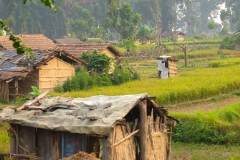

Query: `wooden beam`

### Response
(111, 129, 139, 147)
(139, 100, 148, 160)
(16, 90, 49, 111)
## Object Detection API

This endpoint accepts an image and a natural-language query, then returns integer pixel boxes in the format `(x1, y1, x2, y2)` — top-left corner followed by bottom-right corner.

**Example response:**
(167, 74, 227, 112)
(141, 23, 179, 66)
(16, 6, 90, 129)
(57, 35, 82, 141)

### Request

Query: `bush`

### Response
(220, 37, 235, 50)
(57, 66, 140, 92)
(172, 103, 240, 145)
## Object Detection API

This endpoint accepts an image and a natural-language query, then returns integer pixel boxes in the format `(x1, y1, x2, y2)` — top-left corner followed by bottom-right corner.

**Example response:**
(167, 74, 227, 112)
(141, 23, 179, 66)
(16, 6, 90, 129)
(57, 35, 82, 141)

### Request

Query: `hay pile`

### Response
(62, 152, 99, 160)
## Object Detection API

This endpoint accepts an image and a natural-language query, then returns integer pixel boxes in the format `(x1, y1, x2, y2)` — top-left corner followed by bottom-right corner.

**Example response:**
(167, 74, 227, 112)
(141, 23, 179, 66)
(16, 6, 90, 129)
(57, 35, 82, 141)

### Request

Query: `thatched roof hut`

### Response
(0, 93, 178, 160)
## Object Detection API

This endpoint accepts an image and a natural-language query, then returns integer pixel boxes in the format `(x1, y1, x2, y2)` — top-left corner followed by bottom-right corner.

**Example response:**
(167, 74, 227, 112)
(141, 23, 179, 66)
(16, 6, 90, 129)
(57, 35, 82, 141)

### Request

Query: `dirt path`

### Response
(167, 94, 240, 113)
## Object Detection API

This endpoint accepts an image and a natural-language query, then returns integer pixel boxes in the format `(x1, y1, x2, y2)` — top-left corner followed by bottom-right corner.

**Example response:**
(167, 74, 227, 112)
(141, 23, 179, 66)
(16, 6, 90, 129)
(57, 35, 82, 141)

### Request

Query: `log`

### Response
(139, 100, 148, 160)
(111, 129, 139, 147)
(16, 90, 49, 111)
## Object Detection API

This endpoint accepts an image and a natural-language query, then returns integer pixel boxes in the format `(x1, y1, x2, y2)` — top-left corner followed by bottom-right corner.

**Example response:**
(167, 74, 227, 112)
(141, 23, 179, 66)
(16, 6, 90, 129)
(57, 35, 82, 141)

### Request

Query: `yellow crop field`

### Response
(52, 64, 240, 106)
(209, 57, 240, 68)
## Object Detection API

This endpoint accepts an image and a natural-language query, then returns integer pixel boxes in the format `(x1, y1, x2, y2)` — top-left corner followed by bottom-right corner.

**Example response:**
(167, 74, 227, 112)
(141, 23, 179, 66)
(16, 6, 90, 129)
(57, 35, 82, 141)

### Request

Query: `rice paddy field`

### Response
(1, 42, 240, 159)
(52, 63, 240, 107)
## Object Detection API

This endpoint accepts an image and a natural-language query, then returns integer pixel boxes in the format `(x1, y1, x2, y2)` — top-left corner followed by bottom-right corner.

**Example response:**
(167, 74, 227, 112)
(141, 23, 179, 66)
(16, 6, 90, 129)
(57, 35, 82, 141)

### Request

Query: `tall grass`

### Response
(209, 57, 240, 68)
(52, 64, 240, 106)
(169, 49, 240, 59)
(0, 122, 10, 152)
(171, 103, 240, 144)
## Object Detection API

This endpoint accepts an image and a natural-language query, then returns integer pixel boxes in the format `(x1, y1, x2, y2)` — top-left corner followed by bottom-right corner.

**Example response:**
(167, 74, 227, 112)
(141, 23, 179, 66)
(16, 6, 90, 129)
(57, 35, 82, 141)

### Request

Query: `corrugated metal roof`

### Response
(0, 48, 85, 81)
(0, 34, 56, 50)
(57, 43, 123, 59)
(0, 93, 175, 135)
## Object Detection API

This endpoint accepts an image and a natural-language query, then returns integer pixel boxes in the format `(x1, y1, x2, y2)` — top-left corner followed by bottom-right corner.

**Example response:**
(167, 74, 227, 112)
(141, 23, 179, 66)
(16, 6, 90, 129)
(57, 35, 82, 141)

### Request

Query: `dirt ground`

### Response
(167, 94, 240, 113)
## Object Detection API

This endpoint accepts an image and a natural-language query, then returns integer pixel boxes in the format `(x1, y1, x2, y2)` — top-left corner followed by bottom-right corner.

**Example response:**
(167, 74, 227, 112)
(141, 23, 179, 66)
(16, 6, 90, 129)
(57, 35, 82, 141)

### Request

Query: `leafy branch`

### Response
(23, 0, 58, 12)
(0, 19, 34, 59)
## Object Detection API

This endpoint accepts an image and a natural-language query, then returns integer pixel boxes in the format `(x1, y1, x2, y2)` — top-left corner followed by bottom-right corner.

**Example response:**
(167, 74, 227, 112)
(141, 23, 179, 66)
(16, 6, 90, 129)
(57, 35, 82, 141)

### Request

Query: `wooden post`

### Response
(139, 100, 148, 160)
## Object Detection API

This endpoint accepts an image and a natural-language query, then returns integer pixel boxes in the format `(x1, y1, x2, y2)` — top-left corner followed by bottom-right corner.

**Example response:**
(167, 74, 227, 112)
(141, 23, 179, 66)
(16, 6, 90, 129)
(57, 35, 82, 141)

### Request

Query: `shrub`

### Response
(220, 37, 235, 50)
(57, 66, 140, 92)
(172, 103, 240, 145)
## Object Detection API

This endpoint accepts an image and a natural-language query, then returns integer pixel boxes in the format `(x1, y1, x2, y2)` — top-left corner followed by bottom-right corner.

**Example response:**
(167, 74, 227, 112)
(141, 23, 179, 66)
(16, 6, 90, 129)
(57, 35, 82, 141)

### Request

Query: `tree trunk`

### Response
(139, 100, 148, 160)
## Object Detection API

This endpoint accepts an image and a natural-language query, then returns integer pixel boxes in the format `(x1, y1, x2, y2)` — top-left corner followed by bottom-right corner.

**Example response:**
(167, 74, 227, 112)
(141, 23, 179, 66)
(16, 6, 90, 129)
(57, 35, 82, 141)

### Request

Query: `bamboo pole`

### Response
(111, 129, 139, 147)
(139, 100, 148, 160)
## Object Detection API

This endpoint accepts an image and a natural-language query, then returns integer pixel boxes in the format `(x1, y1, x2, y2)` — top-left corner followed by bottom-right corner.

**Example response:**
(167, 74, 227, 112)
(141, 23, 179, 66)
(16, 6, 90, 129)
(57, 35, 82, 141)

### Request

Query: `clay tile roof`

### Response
(53, 38, 83, 44)
(0, 34, 56, 50)
(57, 43, 123, 59)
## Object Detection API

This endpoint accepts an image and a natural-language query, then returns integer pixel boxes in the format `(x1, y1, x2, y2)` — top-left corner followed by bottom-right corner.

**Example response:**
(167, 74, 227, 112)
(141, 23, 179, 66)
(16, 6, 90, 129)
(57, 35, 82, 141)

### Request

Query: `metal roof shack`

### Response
(0, 93, 178, 160)
(157, 56, 179, 79)
(0, 48, 85, 102)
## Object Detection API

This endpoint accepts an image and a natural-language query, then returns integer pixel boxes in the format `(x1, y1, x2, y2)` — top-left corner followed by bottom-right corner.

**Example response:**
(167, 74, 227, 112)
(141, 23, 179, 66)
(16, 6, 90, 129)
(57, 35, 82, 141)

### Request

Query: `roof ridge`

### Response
(18, 34, 44, 37)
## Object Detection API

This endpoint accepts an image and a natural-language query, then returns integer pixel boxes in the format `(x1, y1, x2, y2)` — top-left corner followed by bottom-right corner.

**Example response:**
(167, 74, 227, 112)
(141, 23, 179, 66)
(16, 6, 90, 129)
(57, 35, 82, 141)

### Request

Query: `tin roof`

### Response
(0, 93, 177, 135)
(0, 48, 85, 81)
(57, 43, 123, 59)
(0, 34, 56, 50)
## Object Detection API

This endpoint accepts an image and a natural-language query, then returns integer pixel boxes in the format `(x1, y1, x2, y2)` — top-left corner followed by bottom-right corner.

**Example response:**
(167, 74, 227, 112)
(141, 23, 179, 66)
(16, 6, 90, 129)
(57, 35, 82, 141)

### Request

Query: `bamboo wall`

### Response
(168, 59, 177, 78)
(38, 57, 75, 91)
(106, 125, 136, 160)
(0, 81, 9, 102)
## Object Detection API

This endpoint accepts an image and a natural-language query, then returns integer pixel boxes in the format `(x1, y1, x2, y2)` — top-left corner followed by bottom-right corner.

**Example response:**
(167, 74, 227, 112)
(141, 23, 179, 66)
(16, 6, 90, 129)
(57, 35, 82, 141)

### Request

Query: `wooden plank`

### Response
(18, 125, 35, 155)
(37, 129, 53, 160)
(139, 100, 148, 160)
(16, 90, 49, 111)
(0, 81, 9, 102)
(9, 124, 17, 154)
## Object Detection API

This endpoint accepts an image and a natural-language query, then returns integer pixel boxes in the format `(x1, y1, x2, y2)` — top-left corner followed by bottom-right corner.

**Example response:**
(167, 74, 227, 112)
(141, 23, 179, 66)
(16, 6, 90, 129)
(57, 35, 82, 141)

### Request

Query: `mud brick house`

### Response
(161, 31, 186, 41)
(0, 49, 85, 102)
(0, 93, 178, 160)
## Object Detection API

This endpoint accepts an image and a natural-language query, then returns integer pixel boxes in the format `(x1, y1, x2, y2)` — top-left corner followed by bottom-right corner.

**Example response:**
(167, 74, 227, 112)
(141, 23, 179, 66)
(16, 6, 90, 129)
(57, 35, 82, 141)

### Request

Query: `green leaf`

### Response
(13, 42, 20, 48)
(22, 0, 27, 4)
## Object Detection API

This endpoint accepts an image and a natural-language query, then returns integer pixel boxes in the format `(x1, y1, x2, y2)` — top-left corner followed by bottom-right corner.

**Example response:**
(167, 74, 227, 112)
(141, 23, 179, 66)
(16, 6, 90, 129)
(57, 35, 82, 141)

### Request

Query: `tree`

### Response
(169, 23, 188, 67)
(0, 0, 58, 57)
(105, 0, 142, 40)
(69, 3, 95, 40)
(147, 0, 162, 53)
(123, 38, 136, 55)
(81, 50, 112, 75)
(208, 21, 216, 37)
(225, 0, 240, 30)
(160, 0, 177, 32)
(136, 24, 153, 44)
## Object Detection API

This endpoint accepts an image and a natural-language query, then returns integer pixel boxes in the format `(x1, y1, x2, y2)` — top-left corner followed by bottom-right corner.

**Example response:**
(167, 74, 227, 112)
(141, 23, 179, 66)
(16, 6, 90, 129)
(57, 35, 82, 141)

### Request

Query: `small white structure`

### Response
(157, 56, 178, 79)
